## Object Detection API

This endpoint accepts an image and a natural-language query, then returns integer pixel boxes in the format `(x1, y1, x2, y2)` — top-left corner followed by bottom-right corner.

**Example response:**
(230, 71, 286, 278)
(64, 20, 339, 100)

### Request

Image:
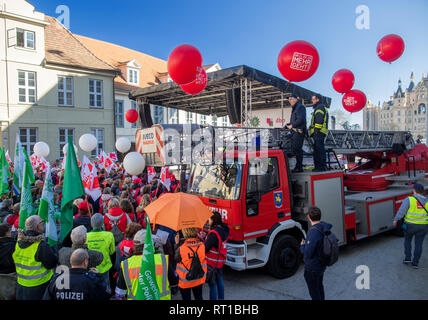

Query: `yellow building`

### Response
(0, 0, 118, 162)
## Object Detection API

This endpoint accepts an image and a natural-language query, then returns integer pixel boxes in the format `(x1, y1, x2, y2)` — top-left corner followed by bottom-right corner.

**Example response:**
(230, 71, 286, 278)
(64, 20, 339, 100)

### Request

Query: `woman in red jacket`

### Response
(104, 197, 128, 233)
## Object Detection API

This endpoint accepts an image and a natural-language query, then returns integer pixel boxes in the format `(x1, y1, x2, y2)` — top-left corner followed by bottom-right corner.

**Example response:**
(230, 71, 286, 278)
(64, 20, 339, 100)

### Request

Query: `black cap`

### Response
(412, 183, 424, 194)
(289, 94, 298, 99)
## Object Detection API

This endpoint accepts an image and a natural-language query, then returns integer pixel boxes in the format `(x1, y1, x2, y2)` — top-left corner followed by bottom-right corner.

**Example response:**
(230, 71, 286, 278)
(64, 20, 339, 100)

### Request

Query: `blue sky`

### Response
(31, 0, 428, 126)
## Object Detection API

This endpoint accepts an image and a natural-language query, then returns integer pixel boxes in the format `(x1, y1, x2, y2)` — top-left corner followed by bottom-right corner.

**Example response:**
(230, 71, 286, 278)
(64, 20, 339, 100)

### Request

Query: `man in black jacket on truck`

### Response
(286, 94, 307, 173)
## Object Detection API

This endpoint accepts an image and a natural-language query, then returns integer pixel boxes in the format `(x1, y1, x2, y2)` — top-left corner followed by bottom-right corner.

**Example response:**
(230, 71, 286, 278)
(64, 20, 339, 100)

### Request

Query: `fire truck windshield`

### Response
(187, 162, 243, 200)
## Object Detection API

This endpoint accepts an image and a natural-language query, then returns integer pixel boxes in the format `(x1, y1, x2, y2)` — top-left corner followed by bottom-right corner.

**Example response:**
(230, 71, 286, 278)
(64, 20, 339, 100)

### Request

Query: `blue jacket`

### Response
(290, 102, 307, 131)
(300, 221, 332, 271)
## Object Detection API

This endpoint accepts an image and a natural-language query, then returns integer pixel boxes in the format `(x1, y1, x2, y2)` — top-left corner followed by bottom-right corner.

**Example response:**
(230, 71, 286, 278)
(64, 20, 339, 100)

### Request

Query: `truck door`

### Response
(244, 156, 283, 239)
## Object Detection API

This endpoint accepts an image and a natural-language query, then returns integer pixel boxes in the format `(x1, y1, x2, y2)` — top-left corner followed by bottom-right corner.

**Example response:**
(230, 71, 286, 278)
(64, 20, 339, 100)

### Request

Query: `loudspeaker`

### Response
(225, 87, 241, 124)
(139, 103, 153, 128)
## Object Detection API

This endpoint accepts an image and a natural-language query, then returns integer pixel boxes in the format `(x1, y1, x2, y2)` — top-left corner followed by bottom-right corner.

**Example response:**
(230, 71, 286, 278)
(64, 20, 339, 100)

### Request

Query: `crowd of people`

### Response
(0, 163, 229, 301)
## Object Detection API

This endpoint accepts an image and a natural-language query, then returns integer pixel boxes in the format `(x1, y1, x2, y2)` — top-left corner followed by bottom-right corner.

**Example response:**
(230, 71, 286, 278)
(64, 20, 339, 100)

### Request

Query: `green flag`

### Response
(13, 134, 26, 195)
(60, 136, 85, 242)
(22, 148, 35, 185)
(0, 148, 11, 195)
(135, 215, 160, 300)
(18, 159, 34, 230)
(39, 165, 58, 246)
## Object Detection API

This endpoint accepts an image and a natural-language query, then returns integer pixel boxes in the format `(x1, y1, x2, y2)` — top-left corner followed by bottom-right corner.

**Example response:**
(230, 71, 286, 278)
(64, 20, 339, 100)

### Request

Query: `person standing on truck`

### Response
(308, 94, 328, 172)
(286, 94, 307, 173)
(393, 183, 428, 269)
(300, 206, 332, 300)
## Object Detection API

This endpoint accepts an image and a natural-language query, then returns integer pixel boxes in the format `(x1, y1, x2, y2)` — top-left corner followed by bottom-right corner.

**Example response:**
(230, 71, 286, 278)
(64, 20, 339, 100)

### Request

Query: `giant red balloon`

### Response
(167, 44, 203, 85)
(277, 40, 320, 82)
(180, 66, 207, 95)
(125, 109, 139, 123)
(332, 69, 355, 94)
(342, 90, 367, 113)
(377, 34, 405, 63)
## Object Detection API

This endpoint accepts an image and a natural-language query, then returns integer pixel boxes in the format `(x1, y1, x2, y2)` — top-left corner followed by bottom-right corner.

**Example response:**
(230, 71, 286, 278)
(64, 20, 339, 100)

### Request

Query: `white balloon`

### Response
(63, 143, 78, 155)
(123, 152, 145, 176)
(34, 142, 50, 158)
(115, 137, 131, 153)
(79, 134, 98, 152)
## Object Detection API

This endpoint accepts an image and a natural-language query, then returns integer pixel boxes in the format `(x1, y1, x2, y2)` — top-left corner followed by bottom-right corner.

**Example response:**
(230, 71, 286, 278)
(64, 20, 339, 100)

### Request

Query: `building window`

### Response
(59, 128, 75, 158)
(153, 106, 164, 124)
(128, 68, 139, 85)
(89, 79, 103, 108)
(18, 71, 36, 103)
(19, 128, 38, 155)
(58, 76, 73, 106)
(200, 115, 207, 125)
(131, 101, 137, 128)
(186, 112, 193, 124)
(222, 116, 228, 126)
(212, 115, 218, 126)
(16, 28, 35, 49)
(169, 108, 178, 124)
(115, 100, 124, 128)
(91, 128, 104, 157)
(397, 111, 400, 116)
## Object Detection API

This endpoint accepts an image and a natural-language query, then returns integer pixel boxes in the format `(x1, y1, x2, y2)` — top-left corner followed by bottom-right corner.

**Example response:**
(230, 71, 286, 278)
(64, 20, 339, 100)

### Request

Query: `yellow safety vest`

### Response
(120, 254, 171, 300)
(309, 106, 328, 136)
(86, 230, 115, 274)
(405, 197, 428, 225)
(12, 241, 53, 287)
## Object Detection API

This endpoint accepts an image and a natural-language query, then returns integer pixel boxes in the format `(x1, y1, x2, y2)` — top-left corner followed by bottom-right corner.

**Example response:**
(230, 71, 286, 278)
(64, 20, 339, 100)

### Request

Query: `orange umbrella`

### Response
(144, 192, 213, 231)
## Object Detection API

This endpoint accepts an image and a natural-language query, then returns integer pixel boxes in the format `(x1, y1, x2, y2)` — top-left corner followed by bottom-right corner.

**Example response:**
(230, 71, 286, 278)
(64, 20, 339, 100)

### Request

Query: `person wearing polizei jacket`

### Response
(286, 94, 307, 173)
(393, 183, 428, 269)
(300, 206, 332, 300)
(12, 215, 58, 300)
(308, 94, 329, 172)
(205, 212, 229, 300)
(43, 248, 111, 300)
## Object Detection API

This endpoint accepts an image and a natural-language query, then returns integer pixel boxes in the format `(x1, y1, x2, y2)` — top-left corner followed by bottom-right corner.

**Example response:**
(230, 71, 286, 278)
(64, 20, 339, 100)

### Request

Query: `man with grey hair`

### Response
(86, 213, 115, 287)
(12, 215, 57, 300)
(58, 226, 103, 269)
(43, 248, 111, 300)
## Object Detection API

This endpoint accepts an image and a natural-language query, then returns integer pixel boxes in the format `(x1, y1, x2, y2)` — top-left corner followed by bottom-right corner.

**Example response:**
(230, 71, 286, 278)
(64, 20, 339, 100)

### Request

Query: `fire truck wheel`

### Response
(266, 234, 301, 279)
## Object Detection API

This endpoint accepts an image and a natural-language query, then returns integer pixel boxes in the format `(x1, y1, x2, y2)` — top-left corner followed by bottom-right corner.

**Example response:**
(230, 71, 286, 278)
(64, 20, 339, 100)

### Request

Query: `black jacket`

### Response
(73, 214, 92, 232)
(0, 208, 13, 221)
(0, 237, 16, 274)
(300, 221, 332, 271)
(311, 102, 328, 135)
(205, 223, 229, 254)
(16, 230, 58, 270)
(43, 268, 111, 300)
(290, 102, 307, 131)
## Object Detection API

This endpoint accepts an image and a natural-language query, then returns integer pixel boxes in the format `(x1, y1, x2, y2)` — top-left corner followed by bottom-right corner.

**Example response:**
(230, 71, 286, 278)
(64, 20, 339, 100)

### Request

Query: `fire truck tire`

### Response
(266, 234, 301, 279)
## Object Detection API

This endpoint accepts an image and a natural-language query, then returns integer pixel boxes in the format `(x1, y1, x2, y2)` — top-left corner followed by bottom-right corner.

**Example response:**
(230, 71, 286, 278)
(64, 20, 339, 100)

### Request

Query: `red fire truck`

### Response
(130, 65, 428, 278)
(136, 124, 428, 278)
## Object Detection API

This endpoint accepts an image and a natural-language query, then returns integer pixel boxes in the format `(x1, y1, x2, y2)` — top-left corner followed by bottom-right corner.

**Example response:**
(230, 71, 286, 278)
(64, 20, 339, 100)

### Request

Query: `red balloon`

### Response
(277, 40, 320, 82)
(332, 69, 355, 94)
(125, 109, 139, 123)
(180, 66, 207, 95)
(167, 44, 203, 85)
(377, 34, 405, 63)
(342, 90, 367, 113)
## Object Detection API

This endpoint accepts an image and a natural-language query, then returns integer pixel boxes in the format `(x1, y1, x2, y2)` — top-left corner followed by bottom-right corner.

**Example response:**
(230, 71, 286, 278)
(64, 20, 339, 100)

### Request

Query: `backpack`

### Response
(313, 226, 339, 267)
(110, 215, 124, 245)
(185, 245, 205, 281)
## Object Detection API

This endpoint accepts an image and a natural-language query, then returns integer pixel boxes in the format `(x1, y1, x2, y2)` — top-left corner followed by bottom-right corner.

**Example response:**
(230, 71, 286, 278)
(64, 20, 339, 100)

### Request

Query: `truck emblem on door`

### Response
(274, 191, 283, 208)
